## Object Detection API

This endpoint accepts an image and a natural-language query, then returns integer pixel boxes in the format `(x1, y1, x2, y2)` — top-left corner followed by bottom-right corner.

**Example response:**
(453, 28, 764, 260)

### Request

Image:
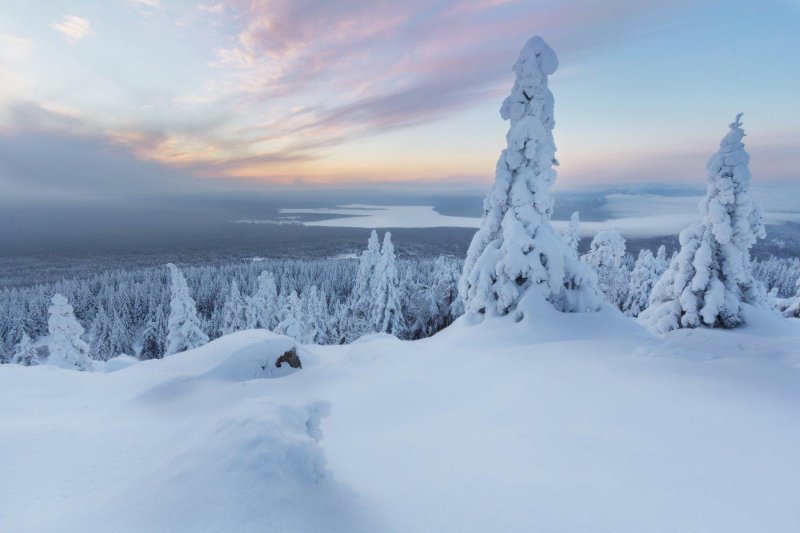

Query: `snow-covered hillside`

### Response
(2, 308, 799, 532)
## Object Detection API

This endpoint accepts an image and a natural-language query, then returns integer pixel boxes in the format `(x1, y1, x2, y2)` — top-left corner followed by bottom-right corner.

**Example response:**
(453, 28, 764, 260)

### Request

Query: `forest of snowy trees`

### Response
(2, 224, 799, 367)
(0, 232, 464, 365)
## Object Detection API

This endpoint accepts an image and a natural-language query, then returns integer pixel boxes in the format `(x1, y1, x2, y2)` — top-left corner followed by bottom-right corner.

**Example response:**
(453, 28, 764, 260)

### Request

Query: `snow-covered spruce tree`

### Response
(784, 278, 800, 318)
(655, 245, 668, 274)
(431, 256, 464, 330)
(302, 285, 330, 344)
(220, 280, 248, 335)
(563, 211, 581, 258)
(13, 333, 39, 366)
(246, 271, 279, 330)
(48, 293, 91, 371)
(140, 304, 167, 360)
(275, 290, 306, 340)
(165, 263, 209, 355)
(459, 36, 601, 317)
(350, 231, 381, 325)
(622, 249, 661, 317)
(91, 302, 133, 360)
(371, 232, 406, 336)
(582, 230, 628, 309)
(642, 114, 767, 332)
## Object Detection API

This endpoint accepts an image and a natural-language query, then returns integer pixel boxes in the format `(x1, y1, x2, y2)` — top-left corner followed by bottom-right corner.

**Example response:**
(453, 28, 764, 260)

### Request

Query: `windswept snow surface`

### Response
(2, 311, 800, 531)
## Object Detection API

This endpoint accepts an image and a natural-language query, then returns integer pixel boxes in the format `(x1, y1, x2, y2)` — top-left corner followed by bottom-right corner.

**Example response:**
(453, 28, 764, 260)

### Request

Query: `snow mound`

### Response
(0, 332, 378, 532)
(101, 354, 139, 373)
(201, 330, 303, 381)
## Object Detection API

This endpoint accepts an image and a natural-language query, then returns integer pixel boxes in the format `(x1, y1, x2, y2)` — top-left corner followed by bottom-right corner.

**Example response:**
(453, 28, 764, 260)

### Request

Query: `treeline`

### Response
(2, 229, 799, 366)
(0, 232, 462, 363)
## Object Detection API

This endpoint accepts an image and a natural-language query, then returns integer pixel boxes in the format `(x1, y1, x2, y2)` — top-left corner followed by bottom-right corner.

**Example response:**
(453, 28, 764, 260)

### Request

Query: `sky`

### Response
(0, 0, 798, 203)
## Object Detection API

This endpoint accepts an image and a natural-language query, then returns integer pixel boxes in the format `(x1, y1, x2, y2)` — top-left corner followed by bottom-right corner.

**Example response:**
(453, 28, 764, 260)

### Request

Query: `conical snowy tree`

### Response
(371, 232, 405, 335)
(655, 245, 668, 273)
(431, 256, 463, 330)
(582, 230, 628, 309)
(622, 249, 661, 317)
(13, 333, 39, 366)
(166, 263, 209, 355)
(140, 304, 167, 360)
(220, 280, 248, 335)
(642, 114, 767, 332)
(246, 271, 279, 330)
(351, 230, 381, 320)
(275, 290, 305, 340)
(91, 302, 133, 360)
(783, 277, 800, 318)
(459, 36, 601, 317)
(563, 211, 581, 257)
(48, 293, 91, 371)
(302, 285, 330, 344)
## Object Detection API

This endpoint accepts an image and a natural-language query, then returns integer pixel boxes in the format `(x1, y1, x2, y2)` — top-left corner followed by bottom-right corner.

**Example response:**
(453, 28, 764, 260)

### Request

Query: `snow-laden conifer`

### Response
(302, 285, 330, 344)
(622, 249, 661, 317)
(221, 280, 248, 335)
(784, 278, 800, 318)
(276, 290, 305, 340)
(655, 245, 668, 274)
(582, 230, 628, 309)
(459, 36, 601, 317)
(246, 271, 279, 330)
(431, 256, 464, 329)
(13, 333, 39, 366)
(371, 232, 405, 335)
(642, 115, 767, 332)
(140, 304, 167, 359)
(166, 263, 209, 355)
(563, 211, 581, 257)
(48, 293, 91, 370)
(351, 231, 381, 318)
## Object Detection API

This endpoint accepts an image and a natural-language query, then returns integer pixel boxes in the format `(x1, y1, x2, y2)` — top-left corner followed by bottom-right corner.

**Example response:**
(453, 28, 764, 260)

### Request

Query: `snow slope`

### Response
(2, 311, 799, 532)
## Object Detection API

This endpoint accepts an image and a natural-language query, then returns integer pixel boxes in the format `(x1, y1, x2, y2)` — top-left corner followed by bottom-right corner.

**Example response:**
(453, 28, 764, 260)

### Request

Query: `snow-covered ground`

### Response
(2, 309, 799, 532)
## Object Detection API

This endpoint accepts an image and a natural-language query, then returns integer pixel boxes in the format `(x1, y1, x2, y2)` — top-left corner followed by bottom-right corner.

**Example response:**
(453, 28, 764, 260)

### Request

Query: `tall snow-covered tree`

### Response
(246, 271, 279, 330)
(13, 333, 39, 366)
(563, 211, 581, 257)
(91, 302, 133, 361)
(783, 278, 800, 318)
(48, 293, 91, 371)
(642, 115, 767, 332)
(582, 230, 628, 309)
(655, 245, 668, 273)
(302, 285, 330, 344)
(622, 249, 661, 317)
(275, 290, 305, 340)
(166, 263, 209, 355)
(351, 230, 381, 319)
(459, 36, 601, 317)
(371, 232, 405, 336)
(140, 304, 167, 360)
(220, 280, 248, 335)
(431, 256, 463, 330)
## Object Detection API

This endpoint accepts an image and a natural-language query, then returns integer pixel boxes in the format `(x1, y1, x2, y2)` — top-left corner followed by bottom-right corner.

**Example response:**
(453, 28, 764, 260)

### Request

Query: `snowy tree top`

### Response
(512, 36, 558, 80)
(51, 293, 68, 306)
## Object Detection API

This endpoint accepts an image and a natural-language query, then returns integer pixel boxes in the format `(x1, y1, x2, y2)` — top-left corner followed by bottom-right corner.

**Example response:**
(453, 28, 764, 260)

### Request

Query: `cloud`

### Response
(194, 0, 706, 174)
(0, 104, 214, 204)
(49, 15, 91, 45)
(199, 3, 225, 14)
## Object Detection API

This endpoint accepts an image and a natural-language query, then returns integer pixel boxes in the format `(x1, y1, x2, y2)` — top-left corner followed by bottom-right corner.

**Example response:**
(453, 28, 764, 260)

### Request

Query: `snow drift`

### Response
(2, 313, 800, 532)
